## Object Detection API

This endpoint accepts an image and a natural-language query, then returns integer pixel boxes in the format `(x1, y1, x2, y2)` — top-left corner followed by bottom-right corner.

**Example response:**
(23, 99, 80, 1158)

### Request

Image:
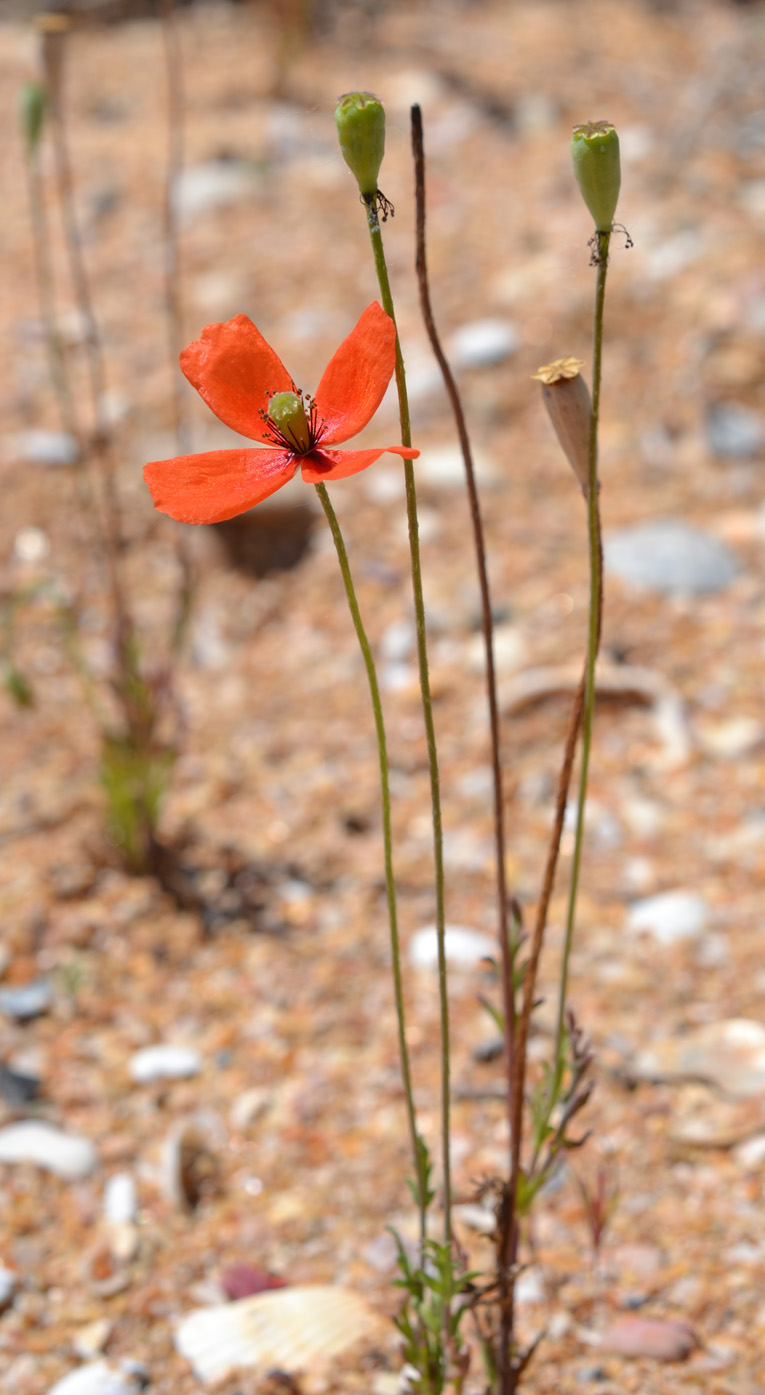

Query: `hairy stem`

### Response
(553, 230, 610, 1080)
(314, 482, 428, 1244)
(362, 192, 452, 1246)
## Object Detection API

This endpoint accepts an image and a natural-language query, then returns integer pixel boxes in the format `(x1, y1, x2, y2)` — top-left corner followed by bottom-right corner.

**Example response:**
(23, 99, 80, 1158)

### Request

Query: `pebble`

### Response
(706, 402, 764, 459)
(415, 442, 497, 489)
(626, 889, 709, 945)
(733, 1134, 765, 1170)
(604, 520, 739, 594)
(73, 1321, 112, 1360)
(103, 1172, 137, 1226)
(0, 1062, 41, 1104)
(129, 1045, 202, 1084)
(0, 1265, 17, 1312)
(408, 925, 496, 971)
(46, 1360, 145, 1395)
(465, 624, 527, 675)
(634, 1018, 765, 1098)
(0, 977, 53, 1021)
(0, 1122, 96, 1180)
(448, 317, 519, 368)
(597, 1314, 698, 1361)
(12, 430, 79, 467)
(163, 1118, 221, 1211)
(173, 159, 261, 223)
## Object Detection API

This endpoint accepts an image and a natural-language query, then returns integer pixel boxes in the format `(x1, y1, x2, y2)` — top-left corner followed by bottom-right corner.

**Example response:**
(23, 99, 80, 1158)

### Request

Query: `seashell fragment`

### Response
(174, 1284, 380, 1384)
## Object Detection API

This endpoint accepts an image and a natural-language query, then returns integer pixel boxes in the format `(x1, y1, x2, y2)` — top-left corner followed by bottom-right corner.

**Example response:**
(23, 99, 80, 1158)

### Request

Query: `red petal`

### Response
(313, 303, 397, 445)
(180, 315, 294, 443)
(300, 445, 419, 484)
(144, 448, 297, 524)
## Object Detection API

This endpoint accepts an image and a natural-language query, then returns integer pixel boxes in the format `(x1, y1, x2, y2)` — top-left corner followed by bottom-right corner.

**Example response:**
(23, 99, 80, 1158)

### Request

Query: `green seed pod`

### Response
(334, 91, 385, 197)
(19, 82, 48, 159)
(571, 121, 621, 232)
(533, 358, 591, 496)
(268, 391, 311, 453)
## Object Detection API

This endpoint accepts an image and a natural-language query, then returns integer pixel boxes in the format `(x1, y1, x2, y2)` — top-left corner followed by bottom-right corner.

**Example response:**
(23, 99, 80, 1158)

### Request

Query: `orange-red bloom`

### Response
(144, 301, 418, 525)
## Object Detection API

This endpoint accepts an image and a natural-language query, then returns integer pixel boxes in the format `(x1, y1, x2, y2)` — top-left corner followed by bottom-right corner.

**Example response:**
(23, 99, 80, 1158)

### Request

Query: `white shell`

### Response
(174, 1284, 379, 1384)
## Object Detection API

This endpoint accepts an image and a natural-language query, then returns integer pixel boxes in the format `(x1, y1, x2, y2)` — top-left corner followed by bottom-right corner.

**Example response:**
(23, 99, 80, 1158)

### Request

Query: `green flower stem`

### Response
(363, 194, 452, 1246)
(553, 230, 610, 1080)
(314, 482, 427, 1244)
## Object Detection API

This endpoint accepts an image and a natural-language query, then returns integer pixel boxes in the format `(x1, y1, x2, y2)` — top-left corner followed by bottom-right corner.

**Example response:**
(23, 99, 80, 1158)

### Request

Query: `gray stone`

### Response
(14, 430, 79, 467)
(626, 890, 709, 945)
(0, 1265, 17, 1312)
(0, 1122, 96, 1180)
(129, 1044, 202, 1084)
(634, 1019, 765, 1098)
(448, 317, 519, 369)
(409, 924, 495, 971)
(0, 977, 53, 1021)
(706, 403, 764, 459)
(173, 160, 261, 223)
(604, 520, 738, 594)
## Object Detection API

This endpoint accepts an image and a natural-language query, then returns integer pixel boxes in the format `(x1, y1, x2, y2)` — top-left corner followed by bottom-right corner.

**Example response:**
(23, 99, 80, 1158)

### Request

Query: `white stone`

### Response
(129, 1045, 201, 1084)
(13, 430, 79, 467)
(448, 318, 519, 369)
(734, 1134, 765, 1170)
(626, 890, 709, 945)
(173, 160, 260, 223)
(103, 1172, 137, 1226)
(409, 925, 495, 971)
(47, 1360, 142, 1395)
(415, 443, 497, 489)
(0, 1122, 96, 1180)
(0, 1265, 17, 1311)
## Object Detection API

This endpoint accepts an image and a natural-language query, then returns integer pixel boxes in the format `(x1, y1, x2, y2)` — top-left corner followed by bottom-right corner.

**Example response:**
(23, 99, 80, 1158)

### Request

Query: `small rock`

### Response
(103, 1172, 137, 1227)
(229, 1086, 275, 1132)
(14, 526, 50, 563)
(453, 1202, 496, 1234)
(13, 430, 79, 467)
(0, 1265, 17, 1312)
(0, 978, 53, 1021)
(604, 520, 738, 594)
(696, 715, 763, 758)
(415, 443, 496, 489)
(626, 890, 709, 945)
(408, 925, 496, 971)
(634, 1019, 765, 1098)
(466, 624, 527, 675)
(598, 1314, 698, 1361)
(173, 159, 261, 223)
(220, 1264, 287, 1300)
(129, 1044, 201, 1084)
(733, 1134, 765, 1169)
(448, 318, 519, 368)
(73, 1321, 112, 1360)
(706, 402, 764, 459)
(47, 1360, 144, 1395)
(0, 1063, 41, 1105)
(163, 1118, 221, 1211)
(0, 1122, 96, 1180)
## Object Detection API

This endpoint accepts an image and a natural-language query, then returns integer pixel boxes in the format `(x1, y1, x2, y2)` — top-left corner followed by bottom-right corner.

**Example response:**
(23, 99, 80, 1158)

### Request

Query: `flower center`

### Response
(266, 391, 313, 454)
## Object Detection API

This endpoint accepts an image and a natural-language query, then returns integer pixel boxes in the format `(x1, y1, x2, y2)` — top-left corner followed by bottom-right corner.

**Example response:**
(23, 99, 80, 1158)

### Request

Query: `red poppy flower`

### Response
(144, 301, 418, 525)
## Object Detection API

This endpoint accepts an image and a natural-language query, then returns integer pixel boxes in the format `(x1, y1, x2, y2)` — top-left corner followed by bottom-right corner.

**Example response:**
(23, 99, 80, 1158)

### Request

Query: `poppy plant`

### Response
(144, 301, 418, 525)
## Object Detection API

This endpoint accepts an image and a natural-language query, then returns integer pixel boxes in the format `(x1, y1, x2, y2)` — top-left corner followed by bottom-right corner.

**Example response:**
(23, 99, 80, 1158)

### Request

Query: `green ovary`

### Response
(268, 391, 311, 453)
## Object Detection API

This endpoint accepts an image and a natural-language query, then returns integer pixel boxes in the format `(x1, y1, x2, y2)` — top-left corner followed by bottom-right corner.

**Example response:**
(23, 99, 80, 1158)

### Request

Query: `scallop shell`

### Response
(174, 1284, 380, 1384)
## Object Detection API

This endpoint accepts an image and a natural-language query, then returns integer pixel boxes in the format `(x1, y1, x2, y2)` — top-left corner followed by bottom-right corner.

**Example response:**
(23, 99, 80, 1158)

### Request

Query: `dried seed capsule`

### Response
(533, 358, 592, 495)
(571, 121, 621, 232)
(334, 91, 385, 197)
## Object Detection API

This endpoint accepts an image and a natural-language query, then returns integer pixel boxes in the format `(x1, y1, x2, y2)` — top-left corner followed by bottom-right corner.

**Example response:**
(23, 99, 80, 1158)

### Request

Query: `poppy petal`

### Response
(300, 445, 419, 485)
(144, 448, 297, 524)
(180, 315, 294, 443)
(313, 303, 397, 445)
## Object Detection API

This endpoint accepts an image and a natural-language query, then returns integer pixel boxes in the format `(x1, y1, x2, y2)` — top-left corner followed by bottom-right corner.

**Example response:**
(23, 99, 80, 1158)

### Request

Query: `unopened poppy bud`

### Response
(268, 391, 311, 454)
(571, 121, 621, 232)
(334, 91, 385, 197)
(533, 358, 591, 496)
(19, 82, 48, 159)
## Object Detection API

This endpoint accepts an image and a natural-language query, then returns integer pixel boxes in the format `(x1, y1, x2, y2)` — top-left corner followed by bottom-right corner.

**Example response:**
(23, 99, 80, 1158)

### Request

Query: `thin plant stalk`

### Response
(158, 0, 196, 653)
(314, 482, 428, 1244)
(42, 21, 131, 661)
(552, 231, 610, 1079)
(361, 191, 452, 1248)
(23, 136, 80, 447)
(410, 104, 517, 1384)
